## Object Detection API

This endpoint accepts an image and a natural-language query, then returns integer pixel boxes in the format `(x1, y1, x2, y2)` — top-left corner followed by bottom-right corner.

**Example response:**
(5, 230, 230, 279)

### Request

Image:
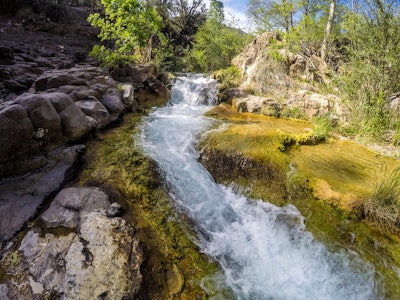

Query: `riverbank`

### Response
(200, 103, 400, 298)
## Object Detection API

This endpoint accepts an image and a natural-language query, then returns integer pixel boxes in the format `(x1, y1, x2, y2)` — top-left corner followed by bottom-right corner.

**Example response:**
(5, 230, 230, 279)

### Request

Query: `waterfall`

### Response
(139, 74, 379, 299)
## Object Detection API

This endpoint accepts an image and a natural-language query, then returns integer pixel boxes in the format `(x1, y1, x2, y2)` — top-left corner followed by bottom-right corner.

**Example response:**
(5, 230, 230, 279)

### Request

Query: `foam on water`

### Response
(139, 74, 379, 299)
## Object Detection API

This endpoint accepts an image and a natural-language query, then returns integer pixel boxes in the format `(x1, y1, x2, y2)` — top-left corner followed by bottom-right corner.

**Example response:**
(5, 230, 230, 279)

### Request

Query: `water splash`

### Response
(139, 74, 379, 299)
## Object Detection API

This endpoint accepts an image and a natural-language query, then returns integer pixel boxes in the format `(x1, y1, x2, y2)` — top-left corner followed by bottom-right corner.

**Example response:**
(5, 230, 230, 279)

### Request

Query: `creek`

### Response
(139, 74, 380, 299)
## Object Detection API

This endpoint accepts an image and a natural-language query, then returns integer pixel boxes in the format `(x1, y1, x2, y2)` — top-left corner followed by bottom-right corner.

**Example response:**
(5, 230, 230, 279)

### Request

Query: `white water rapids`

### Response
(139, 74, 379, 299)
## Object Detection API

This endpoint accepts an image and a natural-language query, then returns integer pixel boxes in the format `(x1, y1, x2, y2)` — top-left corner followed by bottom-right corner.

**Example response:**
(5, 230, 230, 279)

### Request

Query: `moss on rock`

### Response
(78, 114, 219, 299)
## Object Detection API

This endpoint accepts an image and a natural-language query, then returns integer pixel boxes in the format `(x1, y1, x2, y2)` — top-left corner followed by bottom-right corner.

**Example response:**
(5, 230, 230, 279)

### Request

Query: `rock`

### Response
(122, 84, 134, 105)
(0, 154, 47, 178)
(75, 97, 110, 128)
(233, 94, 281, 116)
(111, 64, 156, 83)
(2, 211, 143, 299)
(0, 104, 35, 164)
(286, 90, 342, 119)
(14, 93, 62, 146)
(43, 92, 95, 141)
(135, 79, 171, 109)
(68, 211, 142, 299)
(100, 88, 125, 120)
(106, 202, 122, 218)
(0, 145, 82, 245)
(0, 284, 10, 300)
(41, 187, 110, 228)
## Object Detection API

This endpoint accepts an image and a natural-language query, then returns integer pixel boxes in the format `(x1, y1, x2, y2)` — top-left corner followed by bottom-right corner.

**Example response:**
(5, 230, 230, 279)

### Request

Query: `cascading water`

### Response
(139, 74, 379, 299)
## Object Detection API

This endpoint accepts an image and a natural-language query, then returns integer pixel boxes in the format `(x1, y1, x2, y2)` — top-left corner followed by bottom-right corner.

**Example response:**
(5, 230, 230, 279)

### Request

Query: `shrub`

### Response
(212, 66, 241, 90)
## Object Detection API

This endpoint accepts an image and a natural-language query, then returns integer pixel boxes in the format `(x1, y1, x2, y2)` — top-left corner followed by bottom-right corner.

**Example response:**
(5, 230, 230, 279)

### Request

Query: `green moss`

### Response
(78, 114, 220, 299)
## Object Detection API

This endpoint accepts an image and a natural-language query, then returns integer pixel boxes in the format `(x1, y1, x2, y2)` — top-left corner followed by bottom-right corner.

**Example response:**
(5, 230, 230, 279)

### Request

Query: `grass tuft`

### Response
(354, 167, 400, 233)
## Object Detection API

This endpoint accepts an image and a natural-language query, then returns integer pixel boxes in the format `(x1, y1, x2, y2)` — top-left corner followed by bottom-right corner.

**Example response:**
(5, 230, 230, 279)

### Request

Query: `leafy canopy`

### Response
(88, 0, 164, 67)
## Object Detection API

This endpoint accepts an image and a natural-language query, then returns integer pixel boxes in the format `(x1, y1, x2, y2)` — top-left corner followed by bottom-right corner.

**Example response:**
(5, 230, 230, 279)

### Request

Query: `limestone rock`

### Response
(0, 146, 82, 245)
(233, 94, 281, 116)
(1, 212, 143, 299)
(41, 187, 110, 228)
(286, 90, 342, 120)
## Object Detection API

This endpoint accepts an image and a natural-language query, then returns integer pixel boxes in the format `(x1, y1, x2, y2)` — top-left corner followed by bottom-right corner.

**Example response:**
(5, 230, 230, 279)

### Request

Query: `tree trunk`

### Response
(321, 0, 336, 62)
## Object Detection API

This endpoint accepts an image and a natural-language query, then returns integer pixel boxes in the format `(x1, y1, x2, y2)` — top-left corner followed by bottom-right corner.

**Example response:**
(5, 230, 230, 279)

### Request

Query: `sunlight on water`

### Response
(139, 74, 379, 299)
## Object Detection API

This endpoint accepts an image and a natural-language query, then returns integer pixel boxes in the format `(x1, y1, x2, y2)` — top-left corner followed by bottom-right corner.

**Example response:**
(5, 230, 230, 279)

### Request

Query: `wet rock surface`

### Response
(0, 145, 82, 246)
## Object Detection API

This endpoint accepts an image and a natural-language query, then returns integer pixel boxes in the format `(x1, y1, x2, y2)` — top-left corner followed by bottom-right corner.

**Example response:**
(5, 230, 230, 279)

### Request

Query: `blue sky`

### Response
(204, 0, 252, 30)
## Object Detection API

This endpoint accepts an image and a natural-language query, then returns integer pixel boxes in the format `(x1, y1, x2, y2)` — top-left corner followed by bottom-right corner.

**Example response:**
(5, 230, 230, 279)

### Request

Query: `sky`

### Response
(203, 0, 253, 31)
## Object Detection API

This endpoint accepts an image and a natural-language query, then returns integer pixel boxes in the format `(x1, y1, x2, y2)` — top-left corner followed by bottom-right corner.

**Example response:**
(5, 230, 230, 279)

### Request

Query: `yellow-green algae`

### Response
(202, 104, 400, 298)
(77, 113, 225, 299)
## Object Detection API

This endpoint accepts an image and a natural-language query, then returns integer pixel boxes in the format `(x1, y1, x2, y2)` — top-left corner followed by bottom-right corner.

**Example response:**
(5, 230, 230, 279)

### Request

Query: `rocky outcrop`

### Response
(0, 187, 143, 299)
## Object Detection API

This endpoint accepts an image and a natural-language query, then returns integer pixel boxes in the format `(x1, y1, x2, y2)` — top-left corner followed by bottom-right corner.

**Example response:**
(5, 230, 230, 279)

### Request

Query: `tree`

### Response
(247, 0, 298, 32)
(147, 0, 207, 70)
(187, 0, 251, 72)
(88, 0, 163, 67)
(339, 0, 400, 140)
(320, 0, 336, 61)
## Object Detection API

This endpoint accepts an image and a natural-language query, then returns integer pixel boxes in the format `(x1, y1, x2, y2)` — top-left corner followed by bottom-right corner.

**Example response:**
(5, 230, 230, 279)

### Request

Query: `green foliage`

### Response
(281, 106, 307, 119)
(338, 0, 400, 142)
(247, 0, 297, 32)
(88, 0, 164, 68)
(312, 115, 333, 140)
(148, 0, 207, 71)
(212, 66, 241, 89)
(187, 14, 252, 72)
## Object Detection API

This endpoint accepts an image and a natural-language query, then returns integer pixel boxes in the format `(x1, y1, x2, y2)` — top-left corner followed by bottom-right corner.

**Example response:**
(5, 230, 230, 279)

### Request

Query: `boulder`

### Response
(1, 211, 143, 299)
(100, 88, 125, 120)
(233, 94, 281, 116)
(43, 92, 95, 141)
(0, 104, 35, 164)
(41, 187, 110, 228)
(286, 90, 342, 119)
(135, 80, 171, 109)
(0, 145, 82, 245)
(14, 93, 62, 146)
(75, 97, 110, 128)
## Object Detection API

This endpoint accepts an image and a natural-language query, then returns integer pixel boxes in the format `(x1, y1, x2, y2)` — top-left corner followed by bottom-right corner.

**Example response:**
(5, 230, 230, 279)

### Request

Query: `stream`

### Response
(139, 74, 379, 299)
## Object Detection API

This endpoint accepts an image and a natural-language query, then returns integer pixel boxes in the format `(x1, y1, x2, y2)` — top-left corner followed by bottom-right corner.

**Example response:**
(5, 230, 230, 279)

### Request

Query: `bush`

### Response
(212, 66, 241, 90)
